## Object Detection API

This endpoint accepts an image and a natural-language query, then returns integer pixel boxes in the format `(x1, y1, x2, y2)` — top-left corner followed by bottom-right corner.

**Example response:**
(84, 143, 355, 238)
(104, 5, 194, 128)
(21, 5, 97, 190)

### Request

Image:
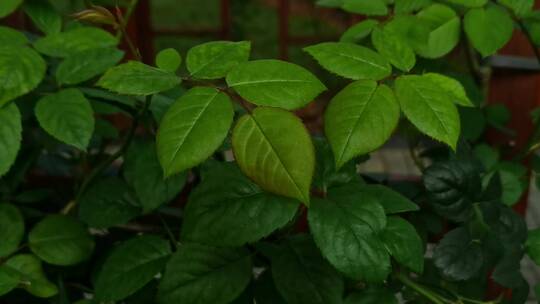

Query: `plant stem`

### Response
(395, 272, 447, 304)
(116, 0, 141, 60)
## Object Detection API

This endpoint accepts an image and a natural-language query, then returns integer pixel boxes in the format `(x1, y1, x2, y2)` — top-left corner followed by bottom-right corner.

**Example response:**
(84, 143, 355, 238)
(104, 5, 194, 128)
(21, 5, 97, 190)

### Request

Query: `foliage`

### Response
(0, 0, 539, 303)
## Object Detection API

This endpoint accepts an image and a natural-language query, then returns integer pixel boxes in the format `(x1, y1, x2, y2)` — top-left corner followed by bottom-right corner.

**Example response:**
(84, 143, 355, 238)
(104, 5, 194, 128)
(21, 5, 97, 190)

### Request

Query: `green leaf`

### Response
(23, 0, 61, 35)
(493, 170, 525, 206)
(34, 27, 117, 58)
(325, 80, 399, 168)
(340, 19, 378, 43)
(395, 75, 460, 149)
(98, 61, 181, 95)
(304, 42, 391, 80)
(182, 162, 299, 246)
(0, 204, 24, 257)
(1, 254, 58, 297)
(226, 59, 326, 110)
(460, 107, 486, 141)
(0, 264, 18, 296)
(342, 0, 388, 15)
(474, 144, 499, 170)
(371, 26, 416, 71)
(0, 26, 28, 46)
(433, 227, 483, 280)
(0, 46, 46, 107)
(232, 107, 315, 204)
(157, 87, 233, 177)
(312, 137, 358, 191)
(28, 215, 94, 266)
(0, 0, 22, 18)
(95, 235, 172, 301)
(380, 217, 424, 273)
(78, 177, 141, 228)
(35, 88, 95, 150)
(156, 48, 182, 72)
(499, 0, 534, 17)
(526, 228, 540, 265)
(158, 244, 252, 304)
(423, 160, 481, 221)
(394, 0, 432, 14)
(423, 73, 474, 107)
(445, 0, 487, 7)
(269, 235, 344, 304)
(464, 6, 514, 57)
(308, 188, 390, 282)
(187, 41, 250, 79)
(415, 4, 461, 58)
(124, 140, 186, 212)
(356, 185, 419, 214)
(56, 48, 124, 85)
(345, 288, 397, 304)
(0, 104, 22, 177)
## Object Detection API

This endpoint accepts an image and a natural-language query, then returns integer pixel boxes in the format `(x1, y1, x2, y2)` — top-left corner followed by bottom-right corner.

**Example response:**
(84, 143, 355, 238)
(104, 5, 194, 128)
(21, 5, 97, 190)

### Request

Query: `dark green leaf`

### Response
(308, 188, 390, 282)
(526, 228, 540, 265)
(0, 26, 28, 46)
(98, 61, 181, 95)
(344, 288, 397, 304)
(23, 0, 61, 35)
(433, 227, 483, 280)
(304, 42, 391, 80)
(380, 217, 424, 273)
(182, 162, 299, 246)
(499, 0, 533, 17)
(0, 104, 22, 177)
(78, 177, 141, 228)
(356, 185, 419, 214)
(34, 27, 117, 58)
(157, 87, 233, 177)
(56, 48, 124, 85)
(35, 88, 95, 150)
(394, 0, 432, 14)
(254, 270, 287, 304)
(1, 254, 58, 297)
(0, 204, 24, 257)
(269, 235, 344, 304)
(226, 59, 326, 110)
(29, 215, 94, 266)
(157, 244, 252, 304)
(95, 235, 171, 301)
(312, 137, 358, 191)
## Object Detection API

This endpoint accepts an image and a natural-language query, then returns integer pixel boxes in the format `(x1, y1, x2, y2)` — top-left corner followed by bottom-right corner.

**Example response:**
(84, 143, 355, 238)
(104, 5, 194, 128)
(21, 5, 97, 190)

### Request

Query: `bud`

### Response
(72, 5, 118, 28)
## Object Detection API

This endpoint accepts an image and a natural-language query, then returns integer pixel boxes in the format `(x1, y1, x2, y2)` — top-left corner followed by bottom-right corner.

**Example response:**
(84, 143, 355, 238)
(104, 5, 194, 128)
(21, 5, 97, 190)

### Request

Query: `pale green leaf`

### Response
(304, 42, 391, 80)
(232, 107, 315, 204)
(380, 217, 424, 273)
(423, 73, 474, 107)
(56, 48, 124, 85)
(1, 254, 58, 297)
(98, 61, 181, 95)
(325, 80, 399, 169)
(157, 87, 233, 177)
(182, 162, 299, 246)
(308, 187, 390, 282)
(0, 204, 24, 257)
(0, 104, 22, 177)
(226, 59, 326, 110)
(34, 27, 117, 58)
(464, 6, 514, 57)
(95, 235, 172, 301)
(187, 41, 250, 79)
(23, 0, 61, 35)
(35, 89, 95, 150)
(29, 215, 94, 266)
(342, 0, 388, 16)
(395, 75, 460, 149)
(372, 26, 416, 71)
(340, 19, 378, 43)
(124, 140, 187, 212)
(415, 4, 461, 58)
(156, 48, 182, 72)
(0, 46, 46, 107)
(269, 235, 344, 304)
(0, 0, 23, 18)
(158, 244, 252, 304)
